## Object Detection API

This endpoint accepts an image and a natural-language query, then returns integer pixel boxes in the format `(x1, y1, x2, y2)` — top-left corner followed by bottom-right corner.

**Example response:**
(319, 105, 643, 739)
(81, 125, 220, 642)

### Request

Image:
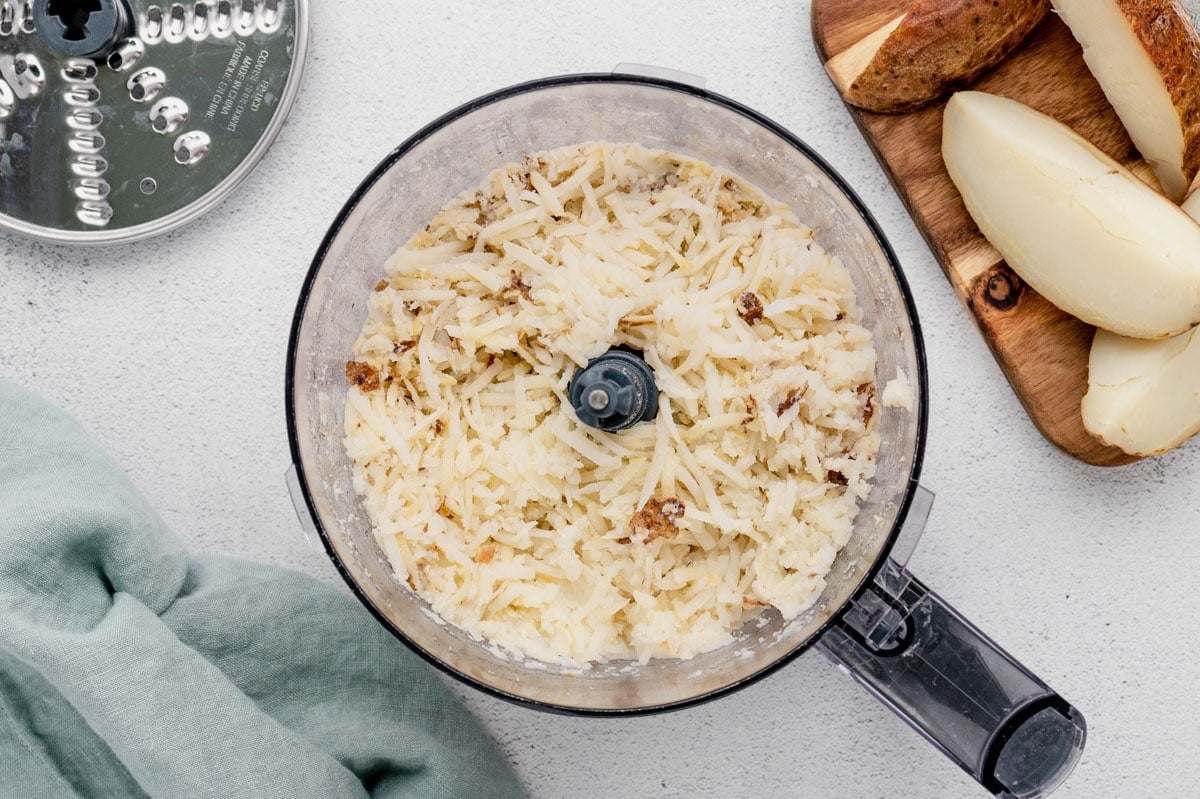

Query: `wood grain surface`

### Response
(813, 1, 1141, 466)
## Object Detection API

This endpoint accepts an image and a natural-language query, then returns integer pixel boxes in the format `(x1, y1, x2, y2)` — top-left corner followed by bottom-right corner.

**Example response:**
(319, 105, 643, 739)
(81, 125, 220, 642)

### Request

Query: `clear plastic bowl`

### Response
(287, 72, 924, 710)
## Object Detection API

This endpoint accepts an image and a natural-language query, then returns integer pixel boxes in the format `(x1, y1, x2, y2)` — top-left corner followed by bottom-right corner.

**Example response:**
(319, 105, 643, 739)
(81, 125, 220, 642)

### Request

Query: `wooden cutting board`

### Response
(812, 2, 1141, 467)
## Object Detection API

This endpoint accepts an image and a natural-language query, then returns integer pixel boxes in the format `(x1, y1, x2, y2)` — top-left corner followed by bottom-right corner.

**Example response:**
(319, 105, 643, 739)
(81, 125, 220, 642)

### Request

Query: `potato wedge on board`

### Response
(942, 91, 1200, 340)
(824, 0, 1050, 114)
(1084, 327, 1200, 456)
(1053, 0, 1200, 201)
(1082, 187, 1200, 456)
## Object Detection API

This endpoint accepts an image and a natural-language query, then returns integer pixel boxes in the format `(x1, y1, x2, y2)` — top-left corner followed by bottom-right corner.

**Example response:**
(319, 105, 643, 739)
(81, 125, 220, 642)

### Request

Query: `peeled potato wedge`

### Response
(1083, 187, 1200, 456)
(1052, 0, 1200, 201)
(1185, 185, 1200, 217)
(942, 91, 1200, 340)
(1083, 327, 1200, 456)
(825, 0, 1050, 114)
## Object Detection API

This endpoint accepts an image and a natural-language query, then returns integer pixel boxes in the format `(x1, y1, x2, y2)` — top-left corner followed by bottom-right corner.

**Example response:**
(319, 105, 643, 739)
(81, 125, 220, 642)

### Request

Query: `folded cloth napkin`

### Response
(0, 381, 527, 799)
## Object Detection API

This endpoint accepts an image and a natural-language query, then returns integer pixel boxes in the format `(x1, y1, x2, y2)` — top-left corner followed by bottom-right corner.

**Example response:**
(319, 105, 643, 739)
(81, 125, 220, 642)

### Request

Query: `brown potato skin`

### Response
(1117, 0, 1200, 196)
(845, 0, 1052, 114)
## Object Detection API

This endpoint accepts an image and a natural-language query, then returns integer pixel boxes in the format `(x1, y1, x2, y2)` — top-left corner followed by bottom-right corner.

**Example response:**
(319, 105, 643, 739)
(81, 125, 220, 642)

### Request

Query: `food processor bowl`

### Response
(287, 70, 1084, 797)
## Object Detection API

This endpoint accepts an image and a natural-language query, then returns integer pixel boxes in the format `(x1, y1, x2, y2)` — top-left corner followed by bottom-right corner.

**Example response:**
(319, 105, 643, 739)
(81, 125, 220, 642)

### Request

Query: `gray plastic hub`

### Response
(33, 0, 128, 57)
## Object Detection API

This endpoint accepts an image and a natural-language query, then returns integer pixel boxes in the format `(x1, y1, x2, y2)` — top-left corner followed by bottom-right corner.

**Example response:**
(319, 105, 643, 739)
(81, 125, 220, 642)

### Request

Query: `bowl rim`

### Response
(285, 71, 930, 716)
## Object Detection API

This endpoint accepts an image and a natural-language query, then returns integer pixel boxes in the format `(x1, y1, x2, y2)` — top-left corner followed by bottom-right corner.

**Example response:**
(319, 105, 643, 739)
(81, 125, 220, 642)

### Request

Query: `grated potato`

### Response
(344, 142, 880, 665)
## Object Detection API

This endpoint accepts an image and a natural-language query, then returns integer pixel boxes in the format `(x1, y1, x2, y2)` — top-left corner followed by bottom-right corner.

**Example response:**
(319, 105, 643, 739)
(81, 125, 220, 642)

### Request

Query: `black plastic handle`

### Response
(817, 565, 1086, 798)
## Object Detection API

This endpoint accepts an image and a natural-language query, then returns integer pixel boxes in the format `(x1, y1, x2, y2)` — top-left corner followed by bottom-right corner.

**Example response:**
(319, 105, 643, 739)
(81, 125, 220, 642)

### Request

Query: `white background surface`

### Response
(2, 1, 1196, 796)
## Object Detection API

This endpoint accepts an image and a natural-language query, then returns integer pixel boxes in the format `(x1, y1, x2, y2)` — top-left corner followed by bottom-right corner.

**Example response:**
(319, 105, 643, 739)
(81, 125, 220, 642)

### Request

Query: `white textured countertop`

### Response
(2, 1, 1196, 796)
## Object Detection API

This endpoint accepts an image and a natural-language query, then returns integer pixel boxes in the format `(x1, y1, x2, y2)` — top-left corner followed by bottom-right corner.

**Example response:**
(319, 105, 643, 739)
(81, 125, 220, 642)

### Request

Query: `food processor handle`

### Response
(816, 566, 1086, 798)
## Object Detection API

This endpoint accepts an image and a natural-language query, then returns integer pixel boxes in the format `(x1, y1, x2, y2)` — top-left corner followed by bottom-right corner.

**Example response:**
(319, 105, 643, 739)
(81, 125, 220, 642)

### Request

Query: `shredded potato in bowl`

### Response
(343, 142, 880, 665)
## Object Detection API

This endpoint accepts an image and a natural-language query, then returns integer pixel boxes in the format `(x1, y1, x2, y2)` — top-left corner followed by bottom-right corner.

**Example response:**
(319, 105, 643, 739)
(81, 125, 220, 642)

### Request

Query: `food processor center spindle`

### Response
(32, 0, 130, 58)
(568, 349, 659, 433)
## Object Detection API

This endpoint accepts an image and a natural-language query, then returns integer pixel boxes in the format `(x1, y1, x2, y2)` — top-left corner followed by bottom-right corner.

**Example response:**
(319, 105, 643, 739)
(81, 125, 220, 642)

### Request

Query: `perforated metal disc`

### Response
(0, 0, 308, 244)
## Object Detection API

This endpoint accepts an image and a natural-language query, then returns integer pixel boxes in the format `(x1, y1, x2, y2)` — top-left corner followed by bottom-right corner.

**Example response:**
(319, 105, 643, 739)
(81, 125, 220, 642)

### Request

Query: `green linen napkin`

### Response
(0, 381, 527, 799)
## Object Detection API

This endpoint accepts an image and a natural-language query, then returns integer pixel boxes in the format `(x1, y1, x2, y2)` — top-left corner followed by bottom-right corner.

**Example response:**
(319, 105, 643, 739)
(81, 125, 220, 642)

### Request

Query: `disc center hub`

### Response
(33, 0, 127, 57)
(48, 0, 102, 41)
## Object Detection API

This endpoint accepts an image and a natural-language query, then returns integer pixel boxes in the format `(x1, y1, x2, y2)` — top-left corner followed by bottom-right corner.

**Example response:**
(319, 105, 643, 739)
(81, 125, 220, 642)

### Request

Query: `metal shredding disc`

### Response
(0, 0, 308, 244)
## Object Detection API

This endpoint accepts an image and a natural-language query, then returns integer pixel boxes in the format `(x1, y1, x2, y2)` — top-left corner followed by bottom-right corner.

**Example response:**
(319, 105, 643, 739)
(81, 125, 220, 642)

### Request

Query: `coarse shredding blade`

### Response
(0, 0, 308, 244)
